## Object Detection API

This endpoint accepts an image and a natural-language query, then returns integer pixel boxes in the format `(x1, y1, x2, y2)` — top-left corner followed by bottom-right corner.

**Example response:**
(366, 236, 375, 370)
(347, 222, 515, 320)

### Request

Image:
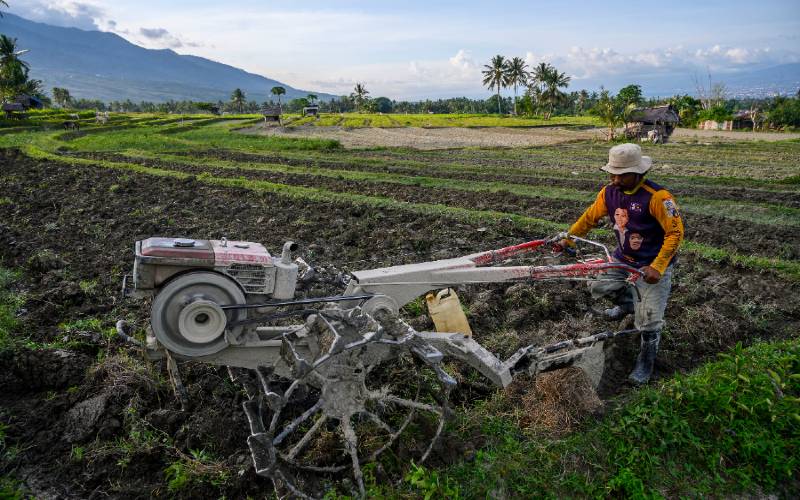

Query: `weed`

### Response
(405, 462, 460, 499)
(70, 445, 85, 461)
(164, 448, 231, 493)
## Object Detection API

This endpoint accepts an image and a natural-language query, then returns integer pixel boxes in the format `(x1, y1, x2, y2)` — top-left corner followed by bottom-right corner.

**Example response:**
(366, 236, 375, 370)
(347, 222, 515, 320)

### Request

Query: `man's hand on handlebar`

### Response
(640, 265, 661, 284)
(552, 234, 577, 256)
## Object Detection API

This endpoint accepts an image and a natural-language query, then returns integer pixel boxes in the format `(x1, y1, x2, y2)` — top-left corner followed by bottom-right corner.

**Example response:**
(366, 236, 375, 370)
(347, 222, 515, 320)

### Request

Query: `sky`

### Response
(8, 0, 800, 100)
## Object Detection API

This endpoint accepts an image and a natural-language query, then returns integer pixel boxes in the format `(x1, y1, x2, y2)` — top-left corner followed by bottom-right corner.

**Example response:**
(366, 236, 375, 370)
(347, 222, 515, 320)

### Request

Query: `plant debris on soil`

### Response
(1, 144, 798, 498)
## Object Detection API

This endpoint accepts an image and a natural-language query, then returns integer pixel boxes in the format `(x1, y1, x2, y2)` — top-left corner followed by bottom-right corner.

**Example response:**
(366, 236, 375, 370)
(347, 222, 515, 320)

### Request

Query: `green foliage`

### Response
(0, 267, 22, 349)
(617, 84, 644, 107)
(372, 96, 393, 113)
(0, 477, 25, 500)
(698, 104, 734, 123)
(591, 88, 622, 140)
(766, 96, 800, 129)
(396, 339, 800, 498)
(405, 462, 460, 499)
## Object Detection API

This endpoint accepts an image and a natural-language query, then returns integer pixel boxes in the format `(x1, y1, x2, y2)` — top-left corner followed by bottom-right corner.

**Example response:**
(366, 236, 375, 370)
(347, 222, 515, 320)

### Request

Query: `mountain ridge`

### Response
(0, 13, 337, 103)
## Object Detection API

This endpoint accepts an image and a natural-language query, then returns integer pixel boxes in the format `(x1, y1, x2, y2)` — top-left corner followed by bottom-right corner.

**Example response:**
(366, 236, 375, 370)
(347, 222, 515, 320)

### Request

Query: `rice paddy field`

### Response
(0, 114, 797, 498)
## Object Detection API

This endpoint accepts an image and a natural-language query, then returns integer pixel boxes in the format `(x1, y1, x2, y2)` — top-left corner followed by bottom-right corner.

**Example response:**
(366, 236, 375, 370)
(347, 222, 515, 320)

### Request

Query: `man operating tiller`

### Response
(563, 143, 684, 384)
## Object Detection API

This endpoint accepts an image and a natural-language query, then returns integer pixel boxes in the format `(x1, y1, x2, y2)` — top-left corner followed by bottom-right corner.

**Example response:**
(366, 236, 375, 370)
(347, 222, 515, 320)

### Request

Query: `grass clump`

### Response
(0, 268, 23, 350)
(395, 339, 799, 498)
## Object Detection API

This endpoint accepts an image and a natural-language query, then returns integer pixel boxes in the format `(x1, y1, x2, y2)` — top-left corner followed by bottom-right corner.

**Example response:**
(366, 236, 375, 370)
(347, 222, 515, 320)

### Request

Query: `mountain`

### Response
(573, 63, 800, 99)
(0, 13, 336, 103)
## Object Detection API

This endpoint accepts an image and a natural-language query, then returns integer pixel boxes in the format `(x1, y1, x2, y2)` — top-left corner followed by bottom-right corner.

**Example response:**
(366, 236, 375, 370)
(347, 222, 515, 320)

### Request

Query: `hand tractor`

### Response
(121, 234, 642, 497)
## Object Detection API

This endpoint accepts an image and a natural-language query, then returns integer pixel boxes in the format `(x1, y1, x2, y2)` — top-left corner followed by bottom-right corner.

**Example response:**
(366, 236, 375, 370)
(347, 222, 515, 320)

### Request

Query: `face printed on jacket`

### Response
(629, 232, 644, 250)
(614, 208, 629, 229)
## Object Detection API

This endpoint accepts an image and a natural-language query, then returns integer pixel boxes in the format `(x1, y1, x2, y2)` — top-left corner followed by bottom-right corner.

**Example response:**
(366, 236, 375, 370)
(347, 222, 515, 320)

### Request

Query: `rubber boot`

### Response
(628, 330, 660, 385)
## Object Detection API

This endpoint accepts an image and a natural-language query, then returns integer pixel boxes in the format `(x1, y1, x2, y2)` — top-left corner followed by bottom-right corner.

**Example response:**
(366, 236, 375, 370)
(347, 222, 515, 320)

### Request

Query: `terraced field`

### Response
(0, 116, 797, 498)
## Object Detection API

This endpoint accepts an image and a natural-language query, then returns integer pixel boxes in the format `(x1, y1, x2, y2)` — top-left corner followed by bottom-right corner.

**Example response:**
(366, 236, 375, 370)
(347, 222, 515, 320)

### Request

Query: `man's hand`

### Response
(640, 265, 661, 284)
(555, 237, 576, 255)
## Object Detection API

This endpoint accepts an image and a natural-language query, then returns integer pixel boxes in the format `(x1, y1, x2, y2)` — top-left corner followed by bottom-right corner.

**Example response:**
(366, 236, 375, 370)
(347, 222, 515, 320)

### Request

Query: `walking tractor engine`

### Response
(121, 233, 645, 497)
(129, 237, 299, 357)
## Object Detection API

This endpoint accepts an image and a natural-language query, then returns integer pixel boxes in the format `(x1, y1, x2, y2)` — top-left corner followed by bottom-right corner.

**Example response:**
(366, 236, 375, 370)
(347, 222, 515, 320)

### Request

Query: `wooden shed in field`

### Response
(2, 94, 44, 119)
(624, 104, 680, 143)
(261, 106, 282, 124)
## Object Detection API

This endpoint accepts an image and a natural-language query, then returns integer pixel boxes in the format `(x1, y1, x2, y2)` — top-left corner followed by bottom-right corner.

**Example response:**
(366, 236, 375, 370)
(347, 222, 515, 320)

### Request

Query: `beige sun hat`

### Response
(601, 143, 652, 175)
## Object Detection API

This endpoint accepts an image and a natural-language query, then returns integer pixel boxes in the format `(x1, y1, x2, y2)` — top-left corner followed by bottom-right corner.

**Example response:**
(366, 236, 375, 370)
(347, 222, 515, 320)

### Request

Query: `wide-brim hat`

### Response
(601, 143, 652, 175)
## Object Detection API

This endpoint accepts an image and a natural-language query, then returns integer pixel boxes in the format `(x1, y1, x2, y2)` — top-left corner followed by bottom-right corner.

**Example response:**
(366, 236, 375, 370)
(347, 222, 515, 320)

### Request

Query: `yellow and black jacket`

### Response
(569, 179, 684, 274)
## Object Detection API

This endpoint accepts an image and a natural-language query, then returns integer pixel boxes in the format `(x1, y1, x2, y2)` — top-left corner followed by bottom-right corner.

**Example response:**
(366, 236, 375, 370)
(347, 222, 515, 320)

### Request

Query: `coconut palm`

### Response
(0, 35, 33, 99)
(504, 57, 529, 115)
(307, 93, 317, 105)
(271, 86, 286, 110)
(230, 88, 246, 113)
(531, 63, 571, 119)
(350, 83, 369, 112)
(52, 87, 71, 108)
(576, 89, 589, 115)
(482, 55, 508, 115)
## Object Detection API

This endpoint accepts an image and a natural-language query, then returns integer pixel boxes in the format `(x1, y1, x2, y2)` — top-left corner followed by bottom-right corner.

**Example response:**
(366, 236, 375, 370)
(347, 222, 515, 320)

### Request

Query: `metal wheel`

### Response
(242, 306, 454, 497)
(151, 271, 245, 357)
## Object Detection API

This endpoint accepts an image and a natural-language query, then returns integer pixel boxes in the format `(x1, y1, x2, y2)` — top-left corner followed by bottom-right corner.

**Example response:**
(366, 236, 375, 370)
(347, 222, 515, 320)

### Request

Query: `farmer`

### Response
(563, 143, 684, 384)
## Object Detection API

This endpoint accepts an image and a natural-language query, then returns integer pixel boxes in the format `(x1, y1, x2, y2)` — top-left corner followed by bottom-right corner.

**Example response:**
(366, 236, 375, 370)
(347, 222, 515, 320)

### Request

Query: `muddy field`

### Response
(1, 144, 799, 498)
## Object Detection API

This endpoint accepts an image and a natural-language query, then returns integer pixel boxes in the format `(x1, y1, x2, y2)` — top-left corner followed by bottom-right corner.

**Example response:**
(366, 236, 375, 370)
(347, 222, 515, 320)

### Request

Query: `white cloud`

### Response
(138, 27, 184, 49)
(11, 0, 105, 30)
(523, 44, 797, 82)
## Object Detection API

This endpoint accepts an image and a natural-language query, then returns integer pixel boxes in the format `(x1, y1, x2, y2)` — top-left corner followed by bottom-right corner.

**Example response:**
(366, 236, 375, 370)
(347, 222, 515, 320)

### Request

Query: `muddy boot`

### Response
(628, 330, 660, 385)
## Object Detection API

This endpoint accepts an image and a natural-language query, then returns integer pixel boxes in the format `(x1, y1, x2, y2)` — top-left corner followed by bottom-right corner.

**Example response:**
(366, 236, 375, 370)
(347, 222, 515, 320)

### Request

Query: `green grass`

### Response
(0, 268, 22, 350)
(377, 339, 800, 498)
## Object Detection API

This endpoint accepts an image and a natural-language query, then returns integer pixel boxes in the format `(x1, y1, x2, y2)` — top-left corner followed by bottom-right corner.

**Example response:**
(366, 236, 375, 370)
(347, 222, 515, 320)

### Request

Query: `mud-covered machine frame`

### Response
(122, 234, 642, 496)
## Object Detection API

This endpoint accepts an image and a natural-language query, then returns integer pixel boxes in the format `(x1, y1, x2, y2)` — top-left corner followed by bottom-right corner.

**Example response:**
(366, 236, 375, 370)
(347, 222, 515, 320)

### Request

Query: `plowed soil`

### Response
(1, 149, 798, 498)
(68, 152, 800, 259)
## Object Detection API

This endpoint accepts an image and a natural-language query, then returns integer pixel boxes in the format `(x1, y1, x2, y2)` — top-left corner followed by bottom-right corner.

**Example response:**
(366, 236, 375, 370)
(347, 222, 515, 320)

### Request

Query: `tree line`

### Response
(2, 31, 799, 130)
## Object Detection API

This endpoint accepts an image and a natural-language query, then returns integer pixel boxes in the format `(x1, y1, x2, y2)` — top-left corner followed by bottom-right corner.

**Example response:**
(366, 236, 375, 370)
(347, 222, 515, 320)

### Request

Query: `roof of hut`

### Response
(629, 104, 679, 124)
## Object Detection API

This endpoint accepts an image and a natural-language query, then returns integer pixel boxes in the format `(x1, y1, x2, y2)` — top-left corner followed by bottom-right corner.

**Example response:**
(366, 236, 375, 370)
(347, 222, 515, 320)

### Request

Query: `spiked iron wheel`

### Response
(242, 307, 454, 497)
(150, 272, 246, 357)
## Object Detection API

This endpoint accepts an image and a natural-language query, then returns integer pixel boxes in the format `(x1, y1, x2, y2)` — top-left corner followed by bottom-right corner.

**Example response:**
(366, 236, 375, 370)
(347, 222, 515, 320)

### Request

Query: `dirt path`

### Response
(242, 124, 605, 148)
(240, 123, 800, 149)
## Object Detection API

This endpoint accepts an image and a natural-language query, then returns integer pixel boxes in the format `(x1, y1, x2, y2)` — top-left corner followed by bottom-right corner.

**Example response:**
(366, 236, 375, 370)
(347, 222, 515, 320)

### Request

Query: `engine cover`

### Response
(134, 237, 277, 295)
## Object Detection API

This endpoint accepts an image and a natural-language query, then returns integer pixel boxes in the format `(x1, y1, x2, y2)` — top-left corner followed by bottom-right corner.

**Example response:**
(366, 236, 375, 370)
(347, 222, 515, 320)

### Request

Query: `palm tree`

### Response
(350, 83, 369, 112)
(576, 89, 589, 115)
(52, 87, 71, 108)
(271, 86, 286, 111)
(531, 63, 571, 119)
(0, 35, 33, 100)
(543, 68, 570, 119)
(230, 88, 246, 113)
(482, 55, 508, 115)
(591, 88, 621, 141)
(0, 1, 8, 18)
(307, 94, 318, 105)
(504, 57, 529, 115)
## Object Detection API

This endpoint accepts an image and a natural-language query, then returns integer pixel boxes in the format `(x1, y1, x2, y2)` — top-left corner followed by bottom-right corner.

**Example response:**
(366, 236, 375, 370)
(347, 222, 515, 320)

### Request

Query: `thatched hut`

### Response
(2, 94, 43, 119)
(624, 104, 679, 143)
(261, 105, 282, 124)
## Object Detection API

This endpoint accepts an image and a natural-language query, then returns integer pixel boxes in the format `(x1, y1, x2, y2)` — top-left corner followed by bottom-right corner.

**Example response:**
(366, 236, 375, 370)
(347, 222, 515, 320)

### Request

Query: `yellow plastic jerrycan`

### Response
(425, 288, 472, 336)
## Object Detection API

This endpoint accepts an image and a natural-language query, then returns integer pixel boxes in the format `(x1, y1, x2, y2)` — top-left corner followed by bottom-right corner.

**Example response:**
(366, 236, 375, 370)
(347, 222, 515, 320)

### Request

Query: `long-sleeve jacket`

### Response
(568, 179, 684, 274)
